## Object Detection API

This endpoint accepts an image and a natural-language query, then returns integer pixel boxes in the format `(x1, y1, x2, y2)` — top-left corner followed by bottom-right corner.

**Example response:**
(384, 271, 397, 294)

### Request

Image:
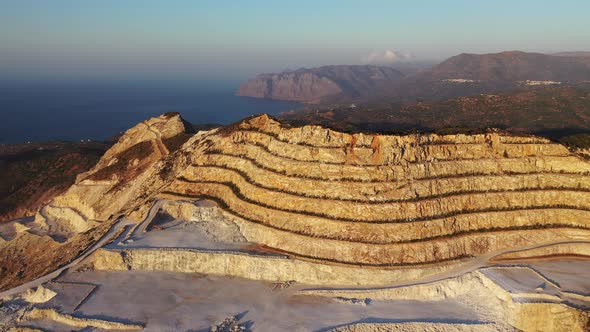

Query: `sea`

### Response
(0, 80, 301, 144)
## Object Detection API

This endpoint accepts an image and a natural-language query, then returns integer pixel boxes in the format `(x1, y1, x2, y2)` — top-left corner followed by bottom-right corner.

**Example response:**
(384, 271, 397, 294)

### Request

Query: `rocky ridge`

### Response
(2, 112, 590, 331)
(3, 112, 590, 288)
(15, 115, 590, 266)
(236, 65, 404, 102)
(0, 113, 193, 291)
(238, 51, 590, 102)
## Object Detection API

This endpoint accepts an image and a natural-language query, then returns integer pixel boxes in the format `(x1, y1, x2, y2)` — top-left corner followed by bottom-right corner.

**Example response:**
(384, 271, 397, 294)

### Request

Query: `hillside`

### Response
(2, 113, 590, 330)
(236, 65, 404, 102)
(414, 51, 590, 83)
(3, 113, 590, 277)
(0, 141, 109, 222)
(553, 51, 590, 57)
(279, 85, 590, 139)
(392, 51, 590, 101)
(238, 51, 590, 103)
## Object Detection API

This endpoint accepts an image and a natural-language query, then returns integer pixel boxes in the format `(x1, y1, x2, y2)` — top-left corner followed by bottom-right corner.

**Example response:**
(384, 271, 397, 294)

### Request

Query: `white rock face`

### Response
(19, 285, 56, 303)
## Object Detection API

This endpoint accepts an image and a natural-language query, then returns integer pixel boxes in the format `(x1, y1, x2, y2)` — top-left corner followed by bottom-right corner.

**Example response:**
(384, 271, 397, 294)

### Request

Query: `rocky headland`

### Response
(236, 65, 404, 102)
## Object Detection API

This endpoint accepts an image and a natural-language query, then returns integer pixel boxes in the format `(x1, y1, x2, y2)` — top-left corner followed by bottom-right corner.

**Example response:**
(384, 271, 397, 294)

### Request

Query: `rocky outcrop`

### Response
(0, 113, 193, 291)
(43, 112, 590, 268)
(5, 112, 590, 291)
(24, 308, 144, 330)
(19, 286, 56, 304)
(237, 71, 342, 102)
(150, 114, 590, 266)
(236, 65, 404, 102)
(91, 247, 454, 286)
(33, 112, 193, 235)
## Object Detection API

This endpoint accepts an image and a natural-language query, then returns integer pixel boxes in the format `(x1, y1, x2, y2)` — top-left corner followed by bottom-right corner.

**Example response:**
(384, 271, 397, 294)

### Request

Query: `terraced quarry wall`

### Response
(91, 248, 456, 286)
(159, 115, 590, 266)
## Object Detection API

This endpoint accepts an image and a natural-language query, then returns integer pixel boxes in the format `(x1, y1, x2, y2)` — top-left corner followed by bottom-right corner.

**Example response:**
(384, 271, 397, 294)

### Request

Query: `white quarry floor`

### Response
(38, 269, 478, 332)
(0, 216, 35, 241)
(114, 221, 250, 252)
(527, 260, 590, 294)
(4, 204, 589, 331)
(482, 261, 590, 296)
(481, 266, 559, 294)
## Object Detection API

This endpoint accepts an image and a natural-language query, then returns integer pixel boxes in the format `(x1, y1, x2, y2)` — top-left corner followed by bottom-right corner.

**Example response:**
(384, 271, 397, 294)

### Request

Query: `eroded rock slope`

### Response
(4, 112, 590, 291)
(160, 114, 590, 266)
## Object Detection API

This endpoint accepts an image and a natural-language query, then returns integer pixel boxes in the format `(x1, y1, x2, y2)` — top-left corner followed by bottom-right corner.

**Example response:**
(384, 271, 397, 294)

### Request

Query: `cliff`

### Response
(0, 112, 193, 291)
(0, 141, 108, 222)
(236, 65, 404, 102)
(161, 115, 590, 266)
(3, 112, 590, 290)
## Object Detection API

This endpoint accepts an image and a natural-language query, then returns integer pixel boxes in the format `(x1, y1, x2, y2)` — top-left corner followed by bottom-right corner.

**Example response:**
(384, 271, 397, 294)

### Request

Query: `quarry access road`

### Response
(2, 216, 34, 224)
(0, 200, 167, 299)
(143, 121, 169, 157)
(3, 198, 590, 299)
(302, 239, 590, 293)
(133, 199, 172, 235)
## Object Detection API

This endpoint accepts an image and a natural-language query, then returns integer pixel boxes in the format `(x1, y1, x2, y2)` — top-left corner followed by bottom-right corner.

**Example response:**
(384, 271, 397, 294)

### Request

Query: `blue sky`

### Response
(1, 0, 589, 81)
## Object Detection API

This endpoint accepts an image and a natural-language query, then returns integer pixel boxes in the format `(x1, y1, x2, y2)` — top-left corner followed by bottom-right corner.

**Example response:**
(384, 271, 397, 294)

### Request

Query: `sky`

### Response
(1, 0, 589, 81)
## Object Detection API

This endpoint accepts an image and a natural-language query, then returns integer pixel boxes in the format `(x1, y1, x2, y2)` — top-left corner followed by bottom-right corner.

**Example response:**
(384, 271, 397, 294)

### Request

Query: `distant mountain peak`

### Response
(237, 65, 404, 103)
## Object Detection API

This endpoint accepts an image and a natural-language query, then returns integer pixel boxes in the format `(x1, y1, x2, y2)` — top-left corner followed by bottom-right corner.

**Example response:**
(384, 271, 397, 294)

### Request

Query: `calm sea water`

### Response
(0, 80, 301, 143)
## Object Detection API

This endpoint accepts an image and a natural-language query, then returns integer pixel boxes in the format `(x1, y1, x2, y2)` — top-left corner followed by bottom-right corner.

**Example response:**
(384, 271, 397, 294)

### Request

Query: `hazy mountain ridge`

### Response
(239, 51, 590, 103)
(417, 51, 590, 82)
(236, 65, 404, 102)
(380, 51, 590, 101)
(552, 51, 590, 57)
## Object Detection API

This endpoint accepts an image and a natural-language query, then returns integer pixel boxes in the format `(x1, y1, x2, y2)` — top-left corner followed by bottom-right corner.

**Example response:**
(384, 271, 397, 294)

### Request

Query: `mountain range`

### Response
(238, 51, 590, 103)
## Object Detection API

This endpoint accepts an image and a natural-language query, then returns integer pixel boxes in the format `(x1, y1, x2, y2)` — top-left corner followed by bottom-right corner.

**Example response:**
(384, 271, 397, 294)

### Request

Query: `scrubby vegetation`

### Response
(89, 141, 153, 182)
(162, 132, 193, 153)
(279, 85, 590, 140)
(0, 141, 108, 221)
(559, 133, 590, 149)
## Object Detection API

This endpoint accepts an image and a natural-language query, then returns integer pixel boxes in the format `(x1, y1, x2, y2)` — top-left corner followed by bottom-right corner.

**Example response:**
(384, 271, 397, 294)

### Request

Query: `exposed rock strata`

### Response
(33, 112, 193, 235)
(155, 114, 590, 266)
(0, 113, 193, 291)
(5, 112, 590, 291)
(28, 113, 590, 267)
(91, 247, 456, 286)
(91, 248, 589, 331)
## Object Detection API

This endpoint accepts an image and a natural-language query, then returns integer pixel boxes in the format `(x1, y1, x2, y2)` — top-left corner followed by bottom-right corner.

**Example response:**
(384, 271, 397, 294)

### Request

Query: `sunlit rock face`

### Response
(7, 113, 590, 277)
(3, 112, 590, 331)
(0, 113, 194, 291)
(158, 114, 590, 266)
(21, 112, 590, 267)
(32, 112, 193, 235)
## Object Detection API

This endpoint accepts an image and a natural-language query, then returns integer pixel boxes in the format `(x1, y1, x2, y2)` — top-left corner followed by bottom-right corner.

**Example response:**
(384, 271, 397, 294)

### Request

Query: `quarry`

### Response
(1, 113, 590, 331)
